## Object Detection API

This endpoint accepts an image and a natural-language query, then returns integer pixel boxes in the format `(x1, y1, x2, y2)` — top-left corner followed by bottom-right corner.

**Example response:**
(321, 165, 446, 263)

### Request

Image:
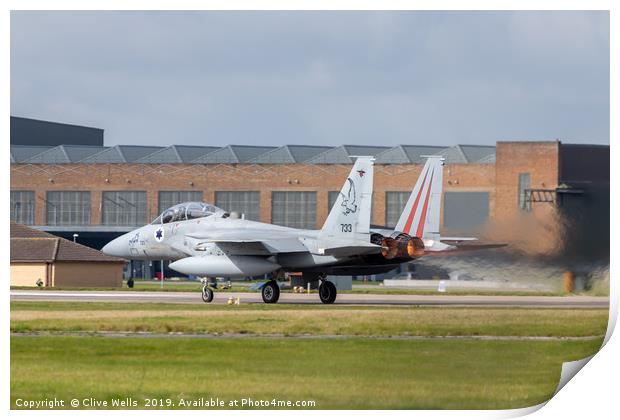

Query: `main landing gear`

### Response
(260, 270, 285, 304)
(200, 272, 337, 305)
(261, 280, 281, 304)
(318, 277, 337, 304)
(306, 272, 337, 304)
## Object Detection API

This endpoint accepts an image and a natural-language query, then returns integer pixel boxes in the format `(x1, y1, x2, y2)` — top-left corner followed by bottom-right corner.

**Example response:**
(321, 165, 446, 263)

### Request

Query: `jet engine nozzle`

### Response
(380, 238, 399, 259)
(406, 236, 425, 258)
(380, 236, 425, 260)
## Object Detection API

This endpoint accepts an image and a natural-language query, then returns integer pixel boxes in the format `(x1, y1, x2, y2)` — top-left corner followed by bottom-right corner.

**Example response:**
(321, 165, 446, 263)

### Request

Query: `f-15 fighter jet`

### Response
(103, 157, 379, 304)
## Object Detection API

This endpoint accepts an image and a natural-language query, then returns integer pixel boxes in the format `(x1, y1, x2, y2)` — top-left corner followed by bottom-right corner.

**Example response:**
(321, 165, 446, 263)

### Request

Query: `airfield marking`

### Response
(10, 290, 609, 308)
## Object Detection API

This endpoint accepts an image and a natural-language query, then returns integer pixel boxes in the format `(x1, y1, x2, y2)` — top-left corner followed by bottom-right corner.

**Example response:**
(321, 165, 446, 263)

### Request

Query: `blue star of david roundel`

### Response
(154, 227, 165, 242)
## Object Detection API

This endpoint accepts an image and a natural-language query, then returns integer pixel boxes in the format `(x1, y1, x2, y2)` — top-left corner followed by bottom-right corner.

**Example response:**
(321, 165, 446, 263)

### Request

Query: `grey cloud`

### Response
(11, 11, 609, 147)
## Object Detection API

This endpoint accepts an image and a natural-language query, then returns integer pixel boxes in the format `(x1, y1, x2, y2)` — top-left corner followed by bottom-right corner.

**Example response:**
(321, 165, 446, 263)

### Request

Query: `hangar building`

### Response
(10, 117, 609, 279)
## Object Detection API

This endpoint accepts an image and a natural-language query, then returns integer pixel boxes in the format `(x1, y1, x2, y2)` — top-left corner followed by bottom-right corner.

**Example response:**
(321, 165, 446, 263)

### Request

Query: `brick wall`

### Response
(11, 162, 497, 229)
(493, 141, 562, 253)
(11, 142, 565, 254)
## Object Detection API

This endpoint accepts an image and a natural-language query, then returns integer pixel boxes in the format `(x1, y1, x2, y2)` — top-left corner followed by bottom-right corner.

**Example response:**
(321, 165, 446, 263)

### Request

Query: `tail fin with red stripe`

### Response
(395, 156, 444, 240)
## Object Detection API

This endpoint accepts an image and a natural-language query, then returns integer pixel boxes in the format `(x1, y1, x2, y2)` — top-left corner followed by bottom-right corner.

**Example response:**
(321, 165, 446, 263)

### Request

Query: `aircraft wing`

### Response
(185, 231, 308, 255)
(207, 239, 308, 255)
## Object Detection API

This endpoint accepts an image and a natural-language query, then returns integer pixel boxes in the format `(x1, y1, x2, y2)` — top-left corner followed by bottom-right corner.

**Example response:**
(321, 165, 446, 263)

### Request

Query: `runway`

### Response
(10, 290, 609, 308)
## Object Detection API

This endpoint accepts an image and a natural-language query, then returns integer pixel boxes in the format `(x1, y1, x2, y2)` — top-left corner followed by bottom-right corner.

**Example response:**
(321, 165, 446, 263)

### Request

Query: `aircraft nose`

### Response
(102, 234, 130, 257)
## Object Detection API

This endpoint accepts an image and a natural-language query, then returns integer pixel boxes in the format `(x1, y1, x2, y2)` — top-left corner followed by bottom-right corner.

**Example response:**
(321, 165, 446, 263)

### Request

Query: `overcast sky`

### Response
(11, 11, 609, 147)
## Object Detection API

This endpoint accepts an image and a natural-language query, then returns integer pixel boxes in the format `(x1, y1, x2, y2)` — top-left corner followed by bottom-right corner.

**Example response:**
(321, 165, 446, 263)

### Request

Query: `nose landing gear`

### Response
(201, 284, 214, 303)
(201, 277, 215, 303)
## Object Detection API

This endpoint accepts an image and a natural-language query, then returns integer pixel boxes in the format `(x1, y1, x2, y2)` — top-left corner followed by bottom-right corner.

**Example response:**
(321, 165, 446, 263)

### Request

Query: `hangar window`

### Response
(158, 191, 203, 215)
(443, 191, 489, 232)
(385, 192, 409, 228)
(518, 173, 532, 211)
(10, 190, 35, 225)
(215, 191, 260, 221)
(102, 191, 147, 226)
(46, 191, 91, 226)
(271, 191, 317, 229)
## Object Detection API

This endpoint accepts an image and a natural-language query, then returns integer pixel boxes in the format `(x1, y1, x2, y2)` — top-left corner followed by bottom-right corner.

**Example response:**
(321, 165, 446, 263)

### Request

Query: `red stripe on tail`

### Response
(415, 168, 434, 238)
(402, 167, 429, 234)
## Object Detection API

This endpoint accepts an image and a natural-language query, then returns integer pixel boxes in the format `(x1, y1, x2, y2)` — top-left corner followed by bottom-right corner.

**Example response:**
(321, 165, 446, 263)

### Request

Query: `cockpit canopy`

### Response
(151, 202, 226, 225)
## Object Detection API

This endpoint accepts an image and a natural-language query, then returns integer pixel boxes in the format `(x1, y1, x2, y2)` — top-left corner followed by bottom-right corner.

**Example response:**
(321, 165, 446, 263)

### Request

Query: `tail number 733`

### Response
(340, 224, 352, 232)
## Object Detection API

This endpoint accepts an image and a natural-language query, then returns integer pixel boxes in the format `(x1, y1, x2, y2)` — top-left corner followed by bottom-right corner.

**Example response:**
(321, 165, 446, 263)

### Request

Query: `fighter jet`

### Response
(103, 157, 379, 304)
(103, 155, 501, 304)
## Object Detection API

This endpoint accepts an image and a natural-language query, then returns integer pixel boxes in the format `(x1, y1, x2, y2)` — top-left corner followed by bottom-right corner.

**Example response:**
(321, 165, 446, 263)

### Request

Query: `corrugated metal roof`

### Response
(10, 145, 54, 163)
(290, 145, 334, 162)
(192, 145, 276, 163)
(306, 146, 351, 164)
(137, 145, 220, 163)
(24, 146, 70, 164)
(344, 145, 390, 157)
(64, 145, 109, 162)
(459, 145, 496, 163)
(434, 145, 497, 164)
(191, 146, 237, 163)
(10, 143, 497, 164)
(375, 145, 448, 164)
(402, 145, 449, 163)
(438, 146, 468, 163)
(80, 146, 124, 163)
(118, 146, 164, 162)
(81, 145, 163, 163)
(248, 146, 295, 163)
(175, 146, 220, 162)
(25, 145, 107, 164)
(374, 146, 409, 164)
(307, 145, 390, 164)
(250, 145, 333, 163)
(477, 153, 496, 164)
(230, 145, 277, 162)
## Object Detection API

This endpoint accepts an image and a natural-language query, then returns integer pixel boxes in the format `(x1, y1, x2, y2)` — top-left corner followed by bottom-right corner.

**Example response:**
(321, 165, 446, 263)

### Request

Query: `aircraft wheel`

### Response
(262, 280, 280, 304)
(202, 286, 214, 303)
(319, 280, 337, 304)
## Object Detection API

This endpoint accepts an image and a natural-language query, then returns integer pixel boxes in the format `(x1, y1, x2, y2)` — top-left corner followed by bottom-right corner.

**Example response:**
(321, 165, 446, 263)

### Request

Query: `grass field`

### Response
(10, 301, 608, 409)
(10, 302, 609, 337)
(10, 335, 602, 409)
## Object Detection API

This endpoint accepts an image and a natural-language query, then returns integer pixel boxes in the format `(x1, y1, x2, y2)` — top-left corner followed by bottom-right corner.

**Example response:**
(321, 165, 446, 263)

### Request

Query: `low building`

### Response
(10, 222, 125, 287)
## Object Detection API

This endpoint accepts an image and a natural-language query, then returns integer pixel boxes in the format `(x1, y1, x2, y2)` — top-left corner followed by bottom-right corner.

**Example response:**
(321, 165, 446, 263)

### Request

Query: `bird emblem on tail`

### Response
(340, 178, 358, 215)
